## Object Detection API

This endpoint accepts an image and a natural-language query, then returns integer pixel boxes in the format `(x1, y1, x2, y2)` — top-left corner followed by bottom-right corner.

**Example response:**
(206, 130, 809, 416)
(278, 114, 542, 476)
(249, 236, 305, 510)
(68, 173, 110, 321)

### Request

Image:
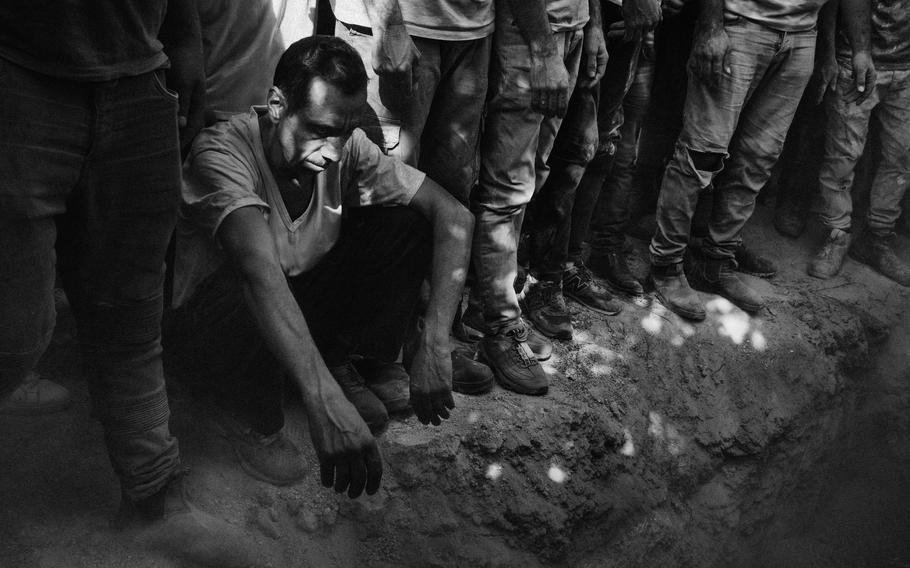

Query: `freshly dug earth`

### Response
(2, 207, 909, 568)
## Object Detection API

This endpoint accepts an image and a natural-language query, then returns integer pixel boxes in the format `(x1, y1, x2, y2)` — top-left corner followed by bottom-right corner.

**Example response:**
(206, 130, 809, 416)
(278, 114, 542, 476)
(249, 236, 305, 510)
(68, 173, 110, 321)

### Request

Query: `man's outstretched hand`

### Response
(306, 389, 382, 498)
(409, 340, 455, 426)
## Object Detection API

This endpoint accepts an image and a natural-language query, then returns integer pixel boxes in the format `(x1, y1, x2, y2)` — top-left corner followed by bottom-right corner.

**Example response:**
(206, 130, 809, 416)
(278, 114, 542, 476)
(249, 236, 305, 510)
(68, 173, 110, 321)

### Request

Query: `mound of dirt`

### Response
(2, 207, 909, 568)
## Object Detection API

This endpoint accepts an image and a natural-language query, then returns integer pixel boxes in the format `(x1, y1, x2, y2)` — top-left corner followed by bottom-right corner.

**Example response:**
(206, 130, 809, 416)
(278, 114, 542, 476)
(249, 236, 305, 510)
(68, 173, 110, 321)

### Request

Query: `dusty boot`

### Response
(651, 262, 706, 321)
(451, 346, 494, 395)
(522, 280, 573, 340)
(329, 361, 389, 434)
(687, 255, 764, 313)
(849, 230, 910, 286)
(0, 372, 71, 415)
(588, 251, 645, 296)
(734, 243, 777, 279)
(216, 413, 307, 486)
(808, 228, 851, 279)
(478, 320, 548, 396)
(562, 262, 623, 315)
(353, 358, 411, 414)
(117, 471, 267, 567)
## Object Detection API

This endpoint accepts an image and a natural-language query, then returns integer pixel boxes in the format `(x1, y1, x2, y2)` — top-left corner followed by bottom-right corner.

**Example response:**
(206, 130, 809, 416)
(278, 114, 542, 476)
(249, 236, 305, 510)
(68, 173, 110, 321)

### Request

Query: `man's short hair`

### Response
(273, 35, 368, 114)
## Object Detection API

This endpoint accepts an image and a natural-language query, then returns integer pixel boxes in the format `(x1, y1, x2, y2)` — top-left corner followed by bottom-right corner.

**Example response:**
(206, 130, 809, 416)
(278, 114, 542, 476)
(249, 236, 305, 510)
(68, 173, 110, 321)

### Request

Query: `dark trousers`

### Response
(0, 58, 181, 500)
(166, 206, 430, 435)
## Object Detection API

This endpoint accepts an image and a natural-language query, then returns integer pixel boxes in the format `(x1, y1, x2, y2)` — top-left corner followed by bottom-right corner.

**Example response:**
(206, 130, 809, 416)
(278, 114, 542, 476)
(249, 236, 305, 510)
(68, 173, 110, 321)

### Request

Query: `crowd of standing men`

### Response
(1, 0, 908, 564)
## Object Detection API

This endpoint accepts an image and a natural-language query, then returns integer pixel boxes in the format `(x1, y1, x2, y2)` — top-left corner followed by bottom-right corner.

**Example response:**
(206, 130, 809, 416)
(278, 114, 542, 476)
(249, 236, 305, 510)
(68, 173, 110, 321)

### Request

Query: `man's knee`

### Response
(689, 149, 725, 172)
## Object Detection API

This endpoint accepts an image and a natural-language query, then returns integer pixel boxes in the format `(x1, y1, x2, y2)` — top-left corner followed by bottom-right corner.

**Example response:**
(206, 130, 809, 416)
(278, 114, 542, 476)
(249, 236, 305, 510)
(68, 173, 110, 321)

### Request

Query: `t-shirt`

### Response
(836, 0, 910, 70)
(173, 107, 426, 307)
(725, 0, 827, 32)
(547, 0, 591, 32)
(330, 0, 494, 40)
(199, 0, 286, 115)
(0, 1, 168, 81)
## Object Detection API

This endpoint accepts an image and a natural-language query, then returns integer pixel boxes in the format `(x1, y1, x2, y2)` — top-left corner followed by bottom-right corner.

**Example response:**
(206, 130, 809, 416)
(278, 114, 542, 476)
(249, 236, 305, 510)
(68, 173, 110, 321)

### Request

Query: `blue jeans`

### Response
(817, 64, 910, 234)
(471, 0, 583, 330)
(649, 17, 816, 264)
(0, 58, 181, 500)
(336, 22, 490, 205)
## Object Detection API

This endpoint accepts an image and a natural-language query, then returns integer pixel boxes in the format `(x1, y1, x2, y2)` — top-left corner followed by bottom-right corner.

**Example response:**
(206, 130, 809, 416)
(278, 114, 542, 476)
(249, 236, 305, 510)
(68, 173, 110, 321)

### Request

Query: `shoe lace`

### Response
(501, 322, 536, 368)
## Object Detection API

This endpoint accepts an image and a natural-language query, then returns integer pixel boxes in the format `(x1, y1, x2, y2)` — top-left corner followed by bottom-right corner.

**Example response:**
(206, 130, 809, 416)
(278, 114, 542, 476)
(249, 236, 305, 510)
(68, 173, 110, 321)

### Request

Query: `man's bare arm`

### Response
(814, 0, 840, 103)
(839, 0, 875, 103)
(406, 179, 474, 425)
(217, 206, 382, 498)
(159, 0, 205, 153)
(506, 0, 571, 117)
(360, 0, 420, 93)
(688, 0, 728, 88)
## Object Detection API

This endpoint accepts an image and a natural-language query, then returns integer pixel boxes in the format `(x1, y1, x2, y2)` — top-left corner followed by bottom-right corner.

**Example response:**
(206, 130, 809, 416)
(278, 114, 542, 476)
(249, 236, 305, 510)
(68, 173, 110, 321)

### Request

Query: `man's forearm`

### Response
(158, 0, 200, 50)
(423, 206, 473, 348)
(696, 0, 724, 32)
(817, 0, 839, 55)
(839, 0, 871, 54)
(361, 0, 405, 32)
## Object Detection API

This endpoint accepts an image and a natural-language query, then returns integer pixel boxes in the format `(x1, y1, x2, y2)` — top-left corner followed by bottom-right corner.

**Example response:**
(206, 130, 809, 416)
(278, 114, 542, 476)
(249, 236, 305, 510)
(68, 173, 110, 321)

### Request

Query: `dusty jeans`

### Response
(471, 0, 583, 330)
(0, 58, 181, 500)
(649, 17, 816, 264)
(817, 64, 910, 234)
(336, 22, 490, 204)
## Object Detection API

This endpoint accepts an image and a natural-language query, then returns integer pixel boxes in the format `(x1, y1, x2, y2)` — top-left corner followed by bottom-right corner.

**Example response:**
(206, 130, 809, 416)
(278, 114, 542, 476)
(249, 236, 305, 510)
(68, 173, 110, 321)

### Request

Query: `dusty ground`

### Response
(2, 205, 910, 568)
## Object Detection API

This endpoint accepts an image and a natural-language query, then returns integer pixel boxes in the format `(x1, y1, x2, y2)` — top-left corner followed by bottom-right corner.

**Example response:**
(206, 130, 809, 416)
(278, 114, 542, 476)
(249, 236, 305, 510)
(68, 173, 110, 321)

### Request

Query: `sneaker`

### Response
(451, 346, 494, 395)
(686, 254, 764, 313)
(734, 243, 777, 279)
(353, 358, 411, 414)
(849, 230, 910, 286)
(458, 302, 552, 361)
(523, 280, 573, 340)
(478, 320, 548, 396)
(808, 228, 851, 279)
(563, 263, 624, 315)
(117, 470, 267, 567)
(0, 373, 71, 415)
(216, 413, 306, 486)
(773, 206, 806, 238)
(588, 251, 645, 296)
(650, 262, 706, 321)
(329, 361, 389, 434)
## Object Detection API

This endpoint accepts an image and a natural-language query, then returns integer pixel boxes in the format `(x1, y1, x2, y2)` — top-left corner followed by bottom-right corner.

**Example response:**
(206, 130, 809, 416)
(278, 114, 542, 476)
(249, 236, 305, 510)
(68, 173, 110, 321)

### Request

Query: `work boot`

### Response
(0, 372, 71, 415)
(353, 358, 411, 414)
(588, 251, 645, 296)
(735, 243, 777, 279)
(849, 230, 910, 286)
(773, 206, 806, 238)
(216, 413, 306, 486)
(478, 320, 548, 396)
(329, 362, 389, 434)
(117, 471, 266, 567)
(808, 228, 851, 279)
(687, 255, 764, 313)
(451, 346, 494, 395)
(650, 262, 706, 321)
(523, 280, 573, 340)
(457, 302, 552, 361)
(563, 263, 623, 315)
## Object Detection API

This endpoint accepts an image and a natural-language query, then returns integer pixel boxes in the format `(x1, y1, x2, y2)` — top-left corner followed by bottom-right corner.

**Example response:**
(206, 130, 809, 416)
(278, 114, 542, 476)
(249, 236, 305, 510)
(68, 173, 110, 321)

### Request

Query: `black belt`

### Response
(341, 21, 373, 36)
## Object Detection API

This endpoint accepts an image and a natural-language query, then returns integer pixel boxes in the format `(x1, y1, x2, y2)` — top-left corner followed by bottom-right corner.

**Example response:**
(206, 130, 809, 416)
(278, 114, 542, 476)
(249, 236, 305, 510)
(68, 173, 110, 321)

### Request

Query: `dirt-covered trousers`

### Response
(817, 64, 910, 234)
(335, 21, 491, 206)
(165, 207, 430, 437)
(649, 16, 816, 265)
(470, 0, 583, 330)
(0, 57, 181, 500)
(523, 15, 644, 283)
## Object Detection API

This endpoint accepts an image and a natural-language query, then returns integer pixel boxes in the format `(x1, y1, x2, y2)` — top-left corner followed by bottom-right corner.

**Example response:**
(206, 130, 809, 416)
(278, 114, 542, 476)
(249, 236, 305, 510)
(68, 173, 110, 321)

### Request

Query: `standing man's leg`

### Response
(849, 68, 910, 285)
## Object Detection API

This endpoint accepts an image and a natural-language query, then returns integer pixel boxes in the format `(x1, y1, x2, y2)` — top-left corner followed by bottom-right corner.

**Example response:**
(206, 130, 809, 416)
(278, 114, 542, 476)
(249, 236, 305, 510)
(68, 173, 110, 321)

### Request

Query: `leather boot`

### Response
(650, 262, 706, 321)
(849, 229, 910, 286)
(687, 254, 764, 313)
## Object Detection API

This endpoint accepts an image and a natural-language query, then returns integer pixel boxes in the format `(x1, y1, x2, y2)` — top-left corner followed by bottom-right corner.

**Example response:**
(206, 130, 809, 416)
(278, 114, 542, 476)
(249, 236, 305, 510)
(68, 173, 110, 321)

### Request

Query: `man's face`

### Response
(275, 78, 366, 175)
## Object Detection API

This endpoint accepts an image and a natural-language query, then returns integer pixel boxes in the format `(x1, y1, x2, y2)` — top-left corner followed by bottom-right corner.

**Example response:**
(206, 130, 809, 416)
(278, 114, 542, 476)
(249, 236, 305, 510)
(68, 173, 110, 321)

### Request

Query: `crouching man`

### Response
(168, 36, 472, 495)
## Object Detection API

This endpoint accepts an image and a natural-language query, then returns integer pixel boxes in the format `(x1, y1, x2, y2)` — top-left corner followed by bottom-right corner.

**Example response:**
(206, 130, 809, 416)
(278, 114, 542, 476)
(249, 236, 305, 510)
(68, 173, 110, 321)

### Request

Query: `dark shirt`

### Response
(838, 0, 910, 69)
(0, 1, 169, 81)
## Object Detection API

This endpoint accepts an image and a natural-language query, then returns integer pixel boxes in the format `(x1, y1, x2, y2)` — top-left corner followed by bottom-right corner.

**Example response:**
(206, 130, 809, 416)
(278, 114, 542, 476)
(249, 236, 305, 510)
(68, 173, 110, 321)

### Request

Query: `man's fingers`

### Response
(411, 391, 431, 424)
(444, 390, 455, 410)
(347, 458, 367, 498)
(364, 444, 383, 496)
(333, 462, 351, 494)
